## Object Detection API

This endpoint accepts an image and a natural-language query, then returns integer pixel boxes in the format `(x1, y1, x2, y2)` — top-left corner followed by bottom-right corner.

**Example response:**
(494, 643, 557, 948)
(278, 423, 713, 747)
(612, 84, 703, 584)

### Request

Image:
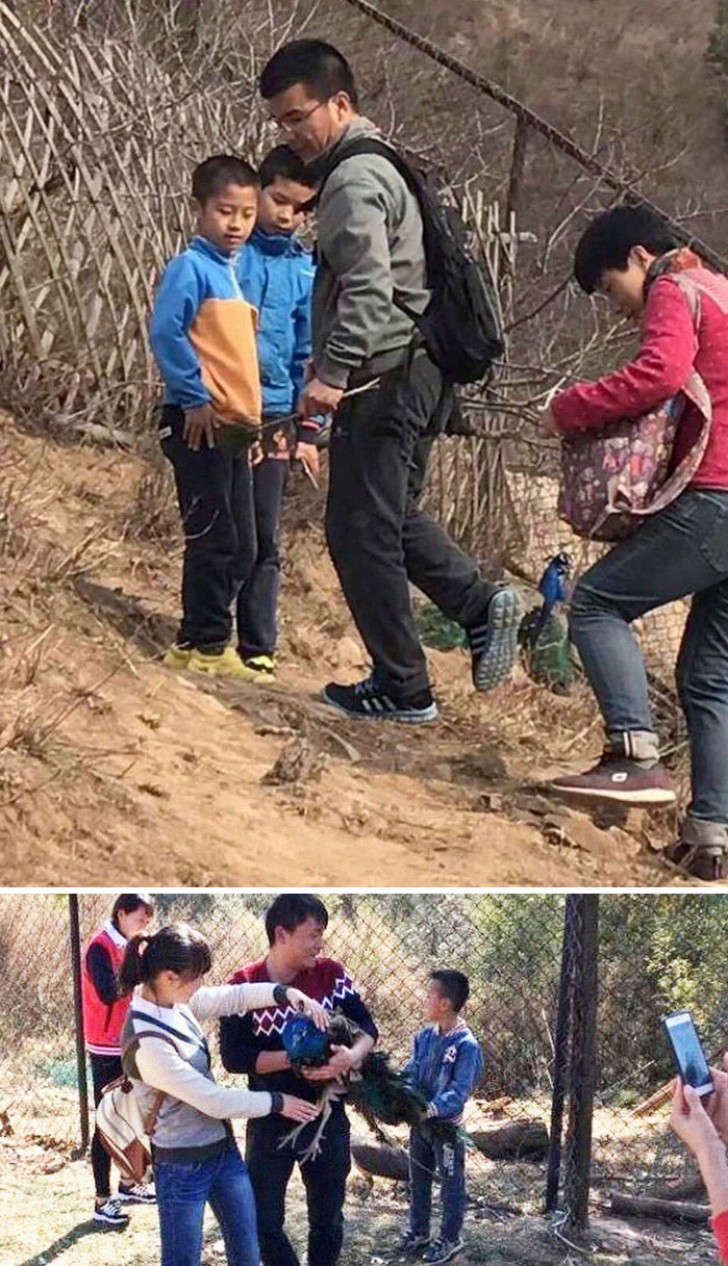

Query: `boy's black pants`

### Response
(161, 406, 256, 651)
(246, 1108, 351, 1266)
(325, 354, 498, 700)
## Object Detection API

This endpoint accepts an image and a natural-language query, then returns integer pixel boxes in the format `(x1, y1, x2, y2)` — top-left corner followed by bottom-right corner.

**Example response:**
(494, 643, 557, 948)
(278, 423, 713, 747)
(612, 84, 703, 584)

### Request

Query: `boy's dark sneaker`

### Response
(663, 840, 727, 882)
(549, 753, 676, 806)
(118, 1180, 156, 1204)
(395, 1230, 431, 1256)
(93, 1197, 130, 1228)
(421, 1239, 464, 1264)
(322, 677, 438, 724)
(663, 820, 728, 881)
(468, 587, 523, 692)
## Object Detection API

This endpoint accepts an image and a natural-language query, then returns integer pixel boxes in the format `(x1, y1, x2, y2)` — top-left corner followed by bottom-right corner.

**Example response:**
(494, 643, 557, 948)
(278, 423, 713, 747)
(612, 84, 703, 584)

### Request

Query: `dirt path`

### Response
(0, 413, 687, 887)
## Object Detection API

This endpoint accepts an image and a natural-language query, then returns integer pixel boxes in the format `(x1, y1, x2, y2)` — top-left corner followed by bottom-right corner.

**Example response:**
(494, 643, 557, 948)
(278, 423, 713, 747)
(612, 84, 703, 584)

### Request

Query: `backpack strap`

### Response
(315, 137, 420, 205)
(121, 1029, 179, 1136)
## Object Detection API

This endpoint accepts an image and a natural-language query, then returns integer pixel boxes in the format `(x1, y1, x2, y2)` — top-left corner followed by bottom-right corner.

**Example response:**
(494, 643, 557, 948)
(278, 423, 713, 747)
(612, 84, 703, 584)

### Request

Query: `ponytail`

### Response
(118, 922, 212, 997)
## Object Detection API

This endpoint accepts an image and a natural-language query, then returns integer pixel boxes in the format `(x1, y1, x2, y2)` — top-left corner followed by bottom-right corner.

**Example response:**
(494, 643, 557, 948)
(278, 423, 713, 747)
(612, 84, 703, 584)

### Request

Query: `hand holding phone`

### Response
(663, 1010, 714, 1097)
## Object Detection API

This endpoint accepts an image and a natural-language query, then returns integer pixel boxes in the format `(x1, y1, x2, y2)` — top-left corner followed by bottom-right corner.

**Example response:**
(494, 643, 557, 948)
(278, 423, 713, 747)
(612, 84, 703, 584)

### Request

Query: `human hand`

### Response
(285, 989, 328, 1030)
(279, 1094, 320, 1123)
(298, 378, 344, 418)
(183, 404, 219, 451)
(669, 1078, 720, 1160)
(295, 442, 320, 482)
(300, 1045, 356, 1083)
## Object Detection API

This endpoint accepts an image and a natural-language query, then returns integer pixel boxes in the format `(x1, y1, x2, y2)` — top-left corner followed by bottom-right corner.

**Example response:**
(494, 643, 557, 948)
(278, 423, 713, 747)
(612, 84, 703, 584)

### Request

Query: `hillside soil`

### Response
(0, 413, 690, 887)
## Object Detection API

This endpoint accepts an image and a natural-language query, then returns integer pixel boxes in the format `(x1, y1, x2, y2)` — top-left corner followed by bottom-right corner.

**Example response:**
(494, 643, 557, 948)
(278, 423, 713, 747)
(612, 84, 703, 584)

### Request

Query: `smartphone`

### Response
(663, 1010, 714, 1097)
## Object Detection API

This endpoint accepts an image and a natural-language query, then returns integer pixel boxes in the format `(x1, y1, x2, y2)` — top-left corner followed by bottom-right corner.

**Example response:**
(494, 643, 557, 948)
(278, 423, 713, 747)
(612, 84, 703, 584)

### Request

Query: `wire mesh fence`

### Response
(3, 892, 728, 1224)
(0, 0, 709, 784)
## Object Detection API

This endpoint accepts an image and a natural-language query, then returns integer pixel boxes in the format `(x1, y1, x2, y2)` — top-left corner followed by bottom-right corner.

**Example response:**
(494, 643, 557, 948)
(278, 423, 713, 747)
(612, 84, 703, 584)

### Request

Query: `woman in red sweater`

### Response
(670, 1067, 728, 1262)
(82, 892, 155, 1227)
(544, 205, 728, 879)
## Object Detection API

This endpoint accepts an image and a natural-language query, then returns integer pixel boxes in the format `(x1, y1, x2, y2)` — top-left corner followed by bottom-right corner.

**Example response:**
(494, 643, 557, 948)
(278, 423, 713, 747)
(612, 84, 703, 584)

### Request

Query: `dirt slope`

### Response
(0, 412, 687, 887)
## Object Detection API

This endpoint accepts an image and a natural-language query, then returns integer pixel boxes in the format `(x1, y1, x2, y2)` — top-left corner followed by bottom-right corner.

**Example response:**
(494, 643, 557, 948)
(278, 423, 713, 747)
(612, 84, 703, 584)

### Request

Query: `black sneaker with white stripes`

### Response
(421, 1238, 464, 1264)
(395, 1229, 431, 1255)
(93, 1196, 130, 1228)
(118, 1179, 156, 1204)
(321, 676, 438, 723)
(467, 587, 523, 692)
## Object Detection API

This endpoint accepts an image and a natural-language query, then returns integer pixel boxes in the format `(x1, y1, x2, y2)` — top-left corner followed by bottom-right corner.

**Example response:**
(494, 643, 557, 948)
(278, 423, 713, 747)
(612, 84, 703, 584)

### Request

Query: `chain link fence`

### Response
(3, 892, 728, 1228)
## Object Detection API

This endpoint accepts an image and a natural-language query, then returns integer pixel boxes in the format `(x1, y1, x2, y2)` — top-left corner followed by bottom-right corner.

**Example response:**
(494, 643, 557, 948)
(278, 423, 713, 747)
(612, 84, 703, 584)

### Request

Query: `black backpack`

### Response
(316, 138, 504, 385)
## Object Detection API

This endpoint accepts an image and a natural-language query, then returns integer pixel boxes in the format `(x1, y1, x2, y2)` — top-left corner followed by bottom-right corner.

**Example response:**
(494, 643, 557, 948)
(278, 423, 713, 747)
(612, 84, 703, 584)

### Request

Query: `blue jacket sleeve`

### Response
(291, 263, 314, 406)
(150, 255, 210, 409)
(429, 1040, 484, 1120)
(402, 1030, 421, 1079)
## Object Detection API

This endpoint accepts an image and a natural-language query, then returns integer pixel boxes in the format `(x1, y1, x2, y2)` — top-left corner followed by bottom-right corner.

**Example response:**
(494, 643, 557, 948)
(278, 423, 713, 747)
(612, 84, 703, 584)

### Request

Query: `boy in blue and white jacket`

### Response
(236, 146, 320, 677)
(398, 970, 485, 1264)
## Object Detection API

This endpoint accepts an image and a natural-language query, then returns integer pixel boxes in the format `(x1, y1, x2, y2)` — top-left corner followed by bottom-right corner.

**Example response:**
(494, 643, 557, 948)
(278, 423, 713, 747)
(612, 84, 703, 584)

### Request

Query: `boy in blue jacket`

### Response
(237, 146, 319, 678)
(150, 154, 263, 680)
(398, 971, 484, 1264)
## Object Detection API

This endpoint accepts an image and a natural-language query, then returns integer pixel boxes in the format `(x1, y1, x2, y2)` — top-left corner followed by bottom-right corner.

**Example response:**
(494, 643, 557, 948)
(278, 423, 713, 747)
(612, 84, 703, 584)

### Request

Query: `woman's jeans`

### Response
(154, 1144, 259, 1266)
(570, 489, 728, 825)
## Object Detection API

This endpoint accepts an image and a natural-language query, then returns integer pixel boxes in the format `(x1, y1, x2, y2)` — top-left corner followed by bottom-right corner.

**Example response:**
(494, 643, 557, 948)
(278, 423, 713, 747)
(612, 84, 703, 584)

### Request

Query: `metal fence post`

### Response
(545, 896, 574, 1212)
(69, 894, 90, 1152)
(563, 894, 600, 1232)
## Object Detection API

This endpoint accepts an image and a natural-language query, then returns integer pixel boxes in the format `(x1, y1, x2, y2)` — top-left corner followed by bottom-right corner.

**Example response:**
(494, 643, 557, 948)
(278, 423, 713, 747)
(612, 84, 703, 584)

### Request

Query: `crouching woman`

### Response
(118, 923, 325, 1266)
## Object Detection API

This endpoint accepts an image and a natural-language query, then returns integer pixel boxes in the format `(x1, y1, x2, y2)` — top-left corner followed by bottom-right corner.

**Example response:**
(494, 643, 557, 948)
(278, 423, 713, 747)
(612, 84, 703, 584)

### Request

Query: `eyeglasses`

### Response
(271, 99, 330, 134)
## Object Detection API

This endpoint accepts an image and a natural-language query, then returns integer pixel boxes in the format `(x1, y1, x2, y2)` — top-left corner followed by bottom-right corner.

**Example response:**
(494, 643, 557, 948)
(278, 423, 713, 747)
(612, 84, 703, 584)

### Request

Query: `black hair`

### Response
(430, 969, 470, 1012)
(259, 39, 358, 108)
(111, 892, 155, 928)
(259, 145, 315, 190)
(118, 923, 212, 996)
(265, 894, 329, 947)
(191, 155, 259, 206)
(573, 204, 679, 294)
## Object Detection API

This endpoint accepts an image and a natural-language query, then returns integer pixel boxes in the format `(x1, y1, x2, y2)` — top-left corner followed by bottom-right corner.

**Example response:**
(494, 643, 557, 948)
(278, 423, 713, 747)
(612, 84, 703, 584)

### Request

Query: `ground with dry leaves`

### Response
(0, 411, 688, 887)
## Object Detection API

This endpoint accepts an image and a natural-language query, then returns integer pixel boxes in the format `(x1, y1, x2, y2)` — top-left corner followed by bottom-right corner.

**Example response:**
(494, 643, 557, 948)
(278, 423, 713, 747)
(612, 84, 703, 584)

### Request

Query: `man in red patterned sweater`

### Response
(220, 894, 378, 1266)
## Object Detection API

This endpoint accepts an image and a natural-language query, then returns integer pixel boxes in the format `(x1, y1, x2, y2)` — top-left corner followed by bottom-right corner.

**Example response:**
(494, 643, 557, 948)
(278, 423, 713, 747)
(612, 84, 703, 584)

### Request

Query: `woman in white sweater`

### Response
(118, 923, 325, 1266)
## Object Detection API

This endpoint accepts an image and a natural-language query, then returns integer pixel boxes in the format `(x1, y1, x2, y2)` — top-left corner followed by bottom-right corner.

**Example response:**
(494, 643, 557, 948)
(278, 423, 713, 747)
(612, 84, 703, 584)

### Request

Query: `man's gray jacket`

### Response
(308, 117, 430, 389)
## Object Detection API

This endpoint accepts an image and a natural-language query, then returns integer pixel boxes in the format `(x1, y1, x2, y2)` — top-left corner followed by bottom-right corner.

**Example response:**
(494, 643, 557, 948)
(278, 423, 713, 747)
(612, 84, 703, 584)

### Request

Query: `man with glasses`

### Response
(260, 40, 522, 724)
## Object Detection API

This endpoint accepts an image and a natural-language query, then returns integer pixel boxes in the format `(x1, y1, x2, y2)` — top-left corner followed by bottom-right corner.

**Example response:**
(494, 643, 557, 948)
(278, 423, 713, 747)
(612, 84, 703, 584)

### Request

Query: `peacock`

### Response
(279, 1012, 429, 1162)
(518, 551, 574, 693)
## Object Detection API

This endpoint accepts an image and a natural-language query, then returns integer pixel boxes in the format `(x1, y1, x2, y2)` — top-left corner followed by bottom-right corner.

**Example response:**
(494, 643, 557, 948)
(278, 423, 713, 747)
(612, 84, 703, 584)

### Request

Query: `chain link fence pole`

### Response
(545, 896, 575, 1212)
(69, 894, 89, 1153)
(563, 894, 600, 1233)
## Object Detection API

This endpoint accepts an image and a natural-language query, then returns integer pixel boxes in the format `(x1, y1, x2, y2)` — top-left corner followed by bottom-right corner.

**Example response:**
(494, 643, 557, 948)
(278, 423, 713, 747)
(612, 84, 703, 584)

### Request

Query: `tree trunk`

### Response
(351, 1141, 409, 1182)
(471, 1121, 548, 1161)
(608, 1192, 710, 1225)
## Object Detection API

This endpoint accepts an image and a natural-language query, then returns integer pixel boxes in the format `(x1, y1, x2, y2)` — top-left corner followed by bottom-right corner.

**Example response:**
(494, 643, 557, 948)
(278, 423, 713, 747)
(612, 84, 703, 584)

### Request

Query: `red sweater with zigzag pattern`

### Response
(219, 957, 378, 1102)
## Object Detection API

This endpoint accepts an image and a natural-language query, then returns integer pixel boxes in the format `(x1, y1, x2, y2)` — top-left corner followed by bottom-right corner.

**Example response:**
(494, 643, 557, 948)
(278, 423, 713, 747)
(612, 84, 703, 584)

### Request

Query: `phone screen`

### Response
(663, 1011, 713, 1096)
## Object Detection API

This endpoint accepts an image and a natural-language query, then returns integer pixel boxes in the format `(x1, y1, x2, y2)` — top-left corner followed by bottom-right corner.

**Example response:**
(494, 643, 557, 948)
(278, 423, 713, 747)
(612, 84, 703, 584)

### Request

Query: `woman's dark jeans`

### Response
(570, 489, 728, 825)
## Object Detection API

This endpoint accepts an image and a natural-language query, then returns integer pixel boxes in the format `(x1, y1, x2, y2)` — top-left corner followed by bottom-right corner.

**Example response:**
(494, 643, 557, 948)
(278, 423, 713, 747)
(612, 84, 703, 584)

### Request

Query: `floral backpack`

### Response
(558, 255, 728, 542)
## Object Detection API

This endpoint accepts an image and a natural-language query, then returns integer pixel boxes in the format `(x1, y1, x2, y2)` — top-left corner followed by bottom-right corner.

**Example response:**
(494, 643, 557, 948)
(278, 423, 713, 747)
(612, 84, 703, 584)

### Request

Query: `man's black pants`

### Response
(246, 1108, 351, 1266)
(325, 354, 497, 700)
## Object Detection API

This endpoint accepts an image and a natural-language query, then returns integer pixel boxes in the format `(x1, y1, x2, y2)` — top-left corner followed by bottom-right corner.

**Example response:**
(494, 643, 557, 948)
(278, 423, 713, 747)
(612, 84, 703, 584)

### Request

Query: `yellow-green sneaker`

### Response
(243, 654, 277, 680)
(163, 643, 193, 669)
(188, 646, 259, 681)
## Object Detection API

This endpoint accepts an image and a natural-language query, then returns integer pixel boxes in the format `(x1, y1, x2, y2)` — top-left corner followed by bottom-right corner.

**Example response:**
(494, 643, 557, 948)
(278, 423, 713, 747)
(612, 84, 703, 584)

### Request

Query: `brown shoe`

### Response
(549, 754, 676, 806)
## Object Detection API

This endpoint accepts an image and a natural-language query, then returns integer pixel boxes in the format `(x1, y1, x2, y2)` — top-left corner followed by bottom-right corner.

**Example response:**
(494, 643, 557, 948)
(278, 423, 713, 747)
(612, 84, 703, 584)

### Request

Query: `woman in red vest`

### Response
(82, 892, 155, 1227)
